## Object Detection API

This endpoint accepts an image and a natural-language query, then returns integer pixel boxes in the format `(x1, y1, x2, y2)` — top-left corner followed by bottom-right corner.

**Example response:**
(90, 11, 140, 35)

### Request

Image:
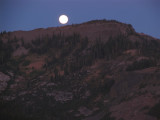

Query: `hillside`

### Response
(0, 20, 160, 120)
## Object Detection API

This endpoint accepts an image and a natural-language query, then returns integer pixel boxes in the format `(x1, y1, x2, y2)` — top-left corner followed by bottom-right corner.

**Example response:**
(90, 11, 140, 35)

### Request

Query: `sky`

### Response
(0, 0, 160, 38)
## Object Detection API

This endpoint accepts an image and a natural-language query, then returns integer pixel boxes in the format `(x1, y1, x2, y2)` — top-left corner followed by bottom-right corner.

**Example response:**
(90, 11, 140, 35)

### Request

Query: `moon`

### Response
(59, 15, 69, 24)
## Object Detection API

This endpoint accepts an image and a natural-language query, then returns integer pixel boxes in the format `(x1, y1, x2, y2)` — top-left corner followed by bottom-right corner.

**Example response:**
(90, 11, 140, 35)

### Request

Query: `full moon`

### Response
(59, 15, 69, 24)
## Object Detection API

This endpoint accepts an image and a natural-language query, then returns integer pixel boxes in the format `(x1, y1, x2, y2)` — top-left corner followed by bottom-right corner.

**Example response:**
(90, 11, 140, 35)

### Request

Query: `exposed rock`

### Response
(78, 106, 93, 116)
(47, 91, 73, 102)
(46, 82, 56, 87)
(0, 72, 10, 93)
(3, 96, 16, 101)
(13, 47, 28, 56)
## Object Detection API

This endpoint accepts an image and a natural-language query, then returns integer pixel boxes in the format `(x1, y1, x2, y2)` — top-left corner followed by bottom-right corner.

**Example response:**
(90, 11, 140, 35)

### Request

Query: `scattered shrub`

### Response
(22, 60, 31, 66)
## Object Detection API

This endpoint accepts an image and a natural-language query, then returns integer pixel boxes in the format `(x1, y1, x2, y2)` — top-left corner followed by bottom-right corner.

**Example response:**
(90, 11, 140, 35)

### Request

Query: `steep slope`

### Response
(0, 20, 160, 120)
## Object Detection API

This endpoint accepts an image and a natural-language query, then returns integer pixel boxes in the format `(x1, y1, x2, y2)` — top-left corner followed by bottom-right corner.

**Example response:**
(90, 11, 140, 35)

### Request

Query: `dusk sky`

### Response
(0, 0, 160, 38)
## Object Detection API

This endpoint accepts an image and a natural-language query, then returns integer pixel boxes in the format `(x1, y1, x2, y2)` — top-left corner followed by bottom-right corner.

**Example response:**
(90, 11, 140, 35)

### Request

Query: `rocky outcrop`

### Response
(0, 72, 10, 93)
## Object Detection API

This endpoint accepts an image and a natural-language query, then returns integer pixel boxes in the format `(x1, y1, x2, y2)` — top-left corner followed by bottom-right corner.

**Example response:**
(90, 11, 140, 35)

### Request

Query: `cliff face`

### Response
(0, 20, 160, 120)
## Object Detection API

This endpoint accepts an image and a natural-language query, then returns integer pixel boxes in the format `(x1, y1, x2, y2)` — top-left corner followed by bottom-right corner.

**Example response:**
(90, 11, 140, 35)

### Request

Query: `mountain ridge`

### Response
(0, 19, 160, 120)
(4, 20, 158, 42)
